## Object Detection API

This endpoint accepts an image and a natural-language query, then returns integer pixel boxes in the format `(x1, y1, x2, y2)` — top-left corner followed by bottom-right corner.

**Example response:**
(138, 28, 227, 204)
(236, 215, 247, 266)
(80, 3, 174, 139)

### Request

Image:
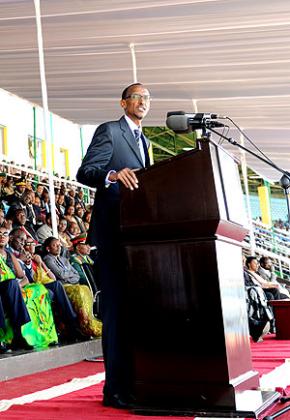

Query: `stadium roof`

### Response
(1, 0, 290, 181)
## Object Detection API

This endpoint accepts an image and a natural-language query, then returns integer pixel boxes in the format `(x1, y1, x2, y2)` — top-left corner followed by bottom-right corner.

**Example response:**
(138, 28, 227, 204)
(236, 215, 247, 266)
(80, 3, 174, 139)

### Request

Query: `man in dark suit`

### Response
(77, 83, 151, 409)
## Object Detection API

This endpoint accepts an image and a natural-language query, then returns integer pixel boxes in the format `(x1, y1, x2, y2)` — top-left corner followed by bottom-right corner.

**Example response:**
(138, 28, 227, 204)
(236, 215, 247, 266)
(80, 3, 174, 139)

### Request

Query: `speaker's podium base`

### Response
(120, 141, 281, 419)
(132, 390, 280, 418)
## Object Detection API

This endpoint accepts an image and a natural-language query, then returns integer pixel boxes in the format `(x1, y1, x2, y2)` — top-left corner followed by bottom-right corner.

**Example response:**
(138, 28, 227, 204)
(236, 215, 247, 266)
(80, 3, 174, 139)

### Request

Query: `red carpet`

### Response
(1, 335, 290, 419)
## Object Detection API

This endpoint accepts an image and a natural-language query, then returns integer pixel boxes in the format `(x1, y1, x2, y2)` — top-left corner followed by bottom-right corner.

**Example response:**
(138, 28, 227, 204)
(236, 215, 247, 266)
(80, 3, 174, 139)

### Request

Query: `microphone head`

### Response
(166, 114, 192, 133)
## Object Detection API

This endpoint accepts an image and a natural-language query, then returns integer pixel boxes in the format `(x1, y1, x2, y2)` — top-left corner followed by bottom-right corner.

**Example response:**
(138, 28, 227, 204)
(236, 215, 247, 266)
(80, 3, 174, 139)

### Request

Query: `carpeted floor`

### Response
(0, 334, 290, 419)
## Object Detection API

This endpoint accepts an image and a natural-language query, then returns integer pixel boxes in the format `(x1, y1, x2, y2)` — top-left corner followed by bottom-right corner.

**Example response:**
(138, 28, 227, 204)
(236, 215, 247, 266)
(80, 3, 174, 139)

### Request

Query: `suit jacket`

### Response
(43, 254, 80, 284)
(77, 116, 150, 248)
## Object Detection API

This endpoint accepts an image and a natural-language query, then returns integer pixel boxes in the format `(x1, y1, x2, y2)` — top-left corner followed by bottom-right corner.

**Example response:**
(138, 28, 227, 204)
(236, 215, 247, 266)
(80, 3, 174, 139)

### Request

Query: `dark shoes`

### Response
(0, 341, 11, 354)
(102, 393, 132, 409)
(11, 335, 34, 351)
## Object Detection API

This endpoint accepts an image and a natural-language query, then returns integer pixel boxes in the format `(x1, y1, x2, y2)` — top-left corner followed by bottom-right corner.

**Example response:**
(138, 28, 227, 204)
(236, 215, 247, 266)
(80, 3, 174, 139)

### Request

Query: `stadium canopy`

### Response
(1, 0, 290, 181)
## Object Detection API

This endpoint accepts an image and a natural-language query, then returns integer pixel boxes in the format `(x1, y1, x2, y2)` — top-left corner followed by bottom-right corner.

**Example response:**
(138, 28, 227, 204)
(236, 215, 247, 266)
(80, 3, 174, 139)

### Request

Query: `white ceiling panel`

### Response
(0, 0, 290, 180)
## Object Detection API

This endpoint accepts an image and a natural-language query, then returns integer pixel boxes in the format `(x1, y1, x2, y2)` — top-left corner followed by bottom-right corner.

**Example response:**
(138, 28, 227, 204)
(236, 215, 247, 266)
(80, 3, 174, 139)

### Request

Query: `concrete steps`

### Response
(0, 338, 102, 381)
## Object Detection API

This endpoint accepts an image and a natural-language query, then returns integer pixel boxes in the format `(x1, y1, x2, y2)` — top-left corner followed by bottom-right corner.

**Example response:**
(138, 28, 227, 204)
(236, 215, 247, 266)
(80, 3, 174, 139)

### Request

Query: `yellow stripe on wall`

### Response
(258, 185, 272, 226)
(60, 148, 70, 177)
(2, 126, 8, 155)
(64, 149, 70, 177)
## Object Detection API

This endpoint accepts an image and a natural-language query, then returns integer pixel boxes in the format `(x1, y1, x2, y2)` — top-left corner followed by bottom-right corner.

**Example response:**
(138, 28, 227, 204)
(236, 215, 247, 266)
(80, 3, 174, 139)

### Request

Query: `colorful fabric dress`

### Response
(64, 283, 102, 338)
(64, 255, 102, 338)
(0, 255, 16, 344)
(0, 254, 58, 348)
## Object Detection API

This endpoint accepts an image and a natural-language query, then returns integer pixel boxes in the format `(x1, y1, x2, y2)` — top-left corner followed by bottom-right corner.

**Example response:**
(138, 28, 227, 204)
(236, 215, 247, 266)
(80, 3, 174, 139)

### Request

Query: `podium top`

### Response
(120, 140, 248, 243)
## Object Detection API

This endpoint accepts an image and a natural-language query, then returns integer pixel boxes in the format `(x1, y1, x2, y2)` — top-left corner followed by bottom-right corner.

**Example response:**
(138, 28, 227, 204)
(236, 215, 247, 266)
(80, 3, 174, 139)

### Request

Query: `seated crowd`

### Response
(0, 172, 101, 354)
(243, 254, 290, 342)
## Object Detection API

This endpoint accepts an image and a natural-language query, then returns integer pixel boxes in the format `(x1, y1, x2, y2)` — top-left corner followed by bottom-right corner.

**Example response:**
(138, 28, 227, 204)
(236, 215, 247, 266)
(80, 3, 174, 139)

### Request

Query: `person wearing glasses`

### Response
(77, 83, 151, 409)
(0, 227, 32, 352)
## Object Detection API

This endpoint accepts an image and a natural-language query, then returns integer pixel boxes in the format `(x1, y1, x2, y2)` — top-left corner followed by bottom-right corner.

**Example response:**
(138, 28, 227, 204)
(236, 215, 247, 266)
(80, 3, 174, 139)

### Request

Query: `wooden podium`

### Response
(120, 140, 279, 417)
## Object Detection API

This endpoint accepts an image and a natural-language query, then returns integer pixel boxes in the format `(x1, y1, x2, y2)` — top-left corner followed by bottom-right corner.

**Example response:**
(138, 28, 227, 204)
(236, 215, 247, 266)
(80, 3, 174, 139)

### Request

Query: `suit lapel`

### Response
(119, 117, 144, 167)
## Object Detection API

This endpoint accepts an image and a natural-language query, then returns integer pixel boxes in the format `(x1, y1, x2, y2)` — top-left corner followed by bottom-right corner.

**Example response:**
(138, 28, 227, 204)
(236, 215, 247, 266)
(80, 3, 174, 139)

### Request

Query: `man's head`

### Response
(260, 256, 272, 270)
(14, 209, 27, 226)
(0, 173, 6, 184)
(36, 184, 44, 195)
(15, 178, 27, 194)
(68, 188, 76, 198)
(20, 189, 34, 206)
(9, 228, 27, 251)
(77, 190, 84, 199)
(120, 83, 151, 126)
(0, 227, 10, 248)
(57, 193, 65, 205)
(34, 196, 41, 207)
(24, 238, 36, 254)
(45, 213, 52, 226)
(246, 256, 259, 272)
(0, 209, 5, 225)
(44, 237, 61, 256)
(68, 222, 79, 236)
(71, 233, 90, 256)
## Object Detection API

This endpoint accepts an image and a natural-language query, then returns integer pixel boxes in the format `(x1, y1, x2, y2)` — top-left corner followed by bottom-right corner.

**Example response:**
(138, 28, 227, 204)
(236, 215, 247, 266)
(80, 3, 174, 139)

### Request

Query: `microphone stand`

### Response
(204, 126, 290, 420)
(207, 126, 290, 226)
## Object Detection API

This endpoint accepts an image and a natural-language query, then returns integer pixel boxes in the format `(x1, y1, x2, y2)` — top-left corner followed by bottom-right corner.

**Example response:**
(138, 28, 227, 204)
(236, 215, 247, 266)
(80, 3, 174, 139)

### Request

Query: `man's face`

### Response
(120, 85, 151, 125)
(17, 185, 26, 194)
(15, 210, 26, 225)
(10, 231, 27, 251)
(249, 259, 259, 272)
(37, 185, 44, 194)
(0, 210, 4, 225)
(0, 228, 10, 247)
(57, 195, 65, 205)
(21, 192, 33, 206)
(47, 239, 61, 256)
(76, 243, 90, 255)
(263, 258, 272, 270)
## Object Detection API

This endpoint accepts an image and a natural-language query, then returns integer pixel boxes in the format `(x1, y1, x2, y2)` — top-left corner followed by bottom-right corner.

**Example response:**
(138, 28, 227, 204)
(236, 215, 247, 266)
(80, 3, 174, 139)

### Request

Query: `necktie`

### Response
(134, 129, 150, 167)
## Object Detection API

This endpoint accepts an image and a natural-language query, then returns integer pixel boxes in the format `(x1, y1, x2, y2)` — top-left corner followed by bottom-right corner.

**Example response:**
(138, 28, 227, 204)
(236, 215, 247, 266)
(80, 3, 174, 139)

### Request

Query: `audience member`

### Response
(258, 256, 290, 298)
(1, 176, 14, 201)
(74, 206, 86, 233)
(43, 237, 101, 338)
(75, 189, 86, 210)
(6, 177, 26, 205)
(22, 237, 83, 343)
(11, 209, 38, 243)
(36, 213, 54, 243)
(70, 233, 99, 297)
(58, 218, 73, 250)
(41, 190, 50, 214)
(43, 237, 80, 284)
(56, 193, 66, 217)
(83, 210, 92, 231)
(0, 227, 32, 352)
(245, 256, 287, 300)
(64, 206, 81, 234)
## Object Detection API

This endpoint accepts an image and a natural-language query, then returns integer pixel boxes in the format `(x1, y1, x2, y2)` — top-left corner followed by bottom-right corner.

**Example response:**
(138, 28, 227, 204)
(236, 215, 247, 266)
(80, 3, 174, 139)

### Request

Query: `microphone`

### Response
(166, 111, 225, 133)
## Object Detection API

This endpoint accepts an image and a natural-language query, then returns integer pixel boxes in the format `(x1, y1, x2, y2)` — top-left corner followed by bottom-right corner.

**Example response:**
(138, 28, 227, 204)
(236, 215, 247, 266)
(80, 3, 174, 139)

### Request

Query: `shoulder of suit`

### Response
(93, 118, 125, 138)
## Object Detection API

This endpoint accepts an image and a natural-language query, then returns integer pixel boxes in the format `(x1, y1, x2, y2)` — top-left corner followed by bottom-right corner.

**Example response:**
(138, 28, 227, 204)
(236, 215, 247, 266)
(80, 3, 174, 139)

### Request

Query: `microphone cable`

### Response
(225, 116, 276, 168)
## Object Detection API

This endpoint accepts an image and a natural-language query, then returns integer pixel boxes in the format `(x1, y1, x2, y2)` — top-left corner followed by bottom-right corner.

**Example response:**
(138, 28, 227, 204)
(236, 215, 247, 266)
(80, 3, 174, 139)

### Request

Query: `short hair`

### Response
(9, 227, 24, 237)
(43, 236, 58, 251)
(121, 83, 143, 100)
(246, 256, 257, 268)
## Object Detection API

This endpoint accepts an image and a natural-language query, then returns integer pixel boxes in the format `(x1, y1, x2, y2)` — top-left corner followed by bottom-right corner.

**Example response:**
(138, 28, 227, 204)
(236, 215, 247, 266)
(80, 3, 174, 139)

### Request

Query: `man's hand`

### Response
(109, 168, 139, 190)
(32, 254, 42, 266)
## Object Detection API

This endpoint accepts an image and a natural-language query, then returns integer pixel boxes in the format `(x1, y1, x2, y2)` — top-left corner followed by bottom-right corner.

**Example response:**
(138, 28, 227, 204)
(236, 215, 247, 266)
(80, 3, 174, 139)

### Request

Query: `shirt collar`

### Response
(124, 115, 142, 136)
